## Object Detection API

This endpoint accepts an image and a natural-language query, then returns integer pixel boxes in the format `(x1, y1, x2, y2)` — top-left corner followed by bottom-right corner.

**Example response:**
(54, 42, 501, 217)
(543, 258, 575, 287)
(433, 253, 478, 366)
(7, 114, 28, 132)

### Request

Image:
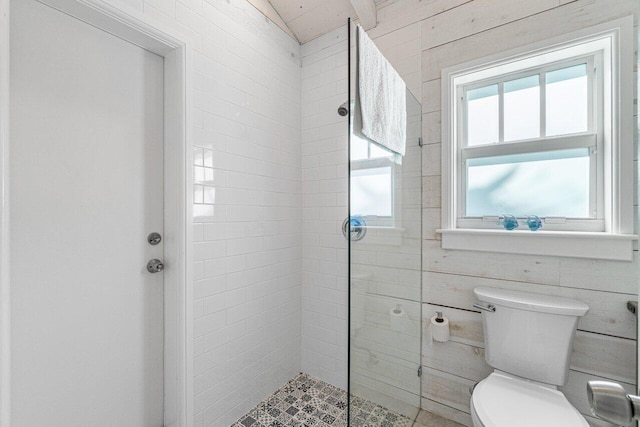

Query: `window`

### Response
(459, 58, 601, 230)
(440, 18, 636, 260)
(350, 135, 394, 224)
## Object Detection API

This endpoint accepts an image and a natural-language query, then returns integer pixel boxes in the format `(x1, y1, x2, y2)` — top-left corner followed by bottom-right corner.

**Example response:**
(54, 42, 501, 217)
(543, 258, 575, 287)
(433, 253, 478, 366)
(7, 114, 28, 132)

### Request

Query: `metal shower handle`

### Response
(342, 216, 367, 241)
(587, 380, 640, 426)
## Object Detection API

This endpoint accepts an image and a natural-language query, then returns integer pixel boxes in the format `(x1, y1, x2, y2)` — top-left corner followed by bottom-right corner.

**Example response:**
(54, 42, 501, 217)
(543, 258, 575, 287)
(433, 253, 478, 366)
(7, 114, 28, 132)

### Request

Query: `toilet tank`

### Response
(474, 287, 589, 386)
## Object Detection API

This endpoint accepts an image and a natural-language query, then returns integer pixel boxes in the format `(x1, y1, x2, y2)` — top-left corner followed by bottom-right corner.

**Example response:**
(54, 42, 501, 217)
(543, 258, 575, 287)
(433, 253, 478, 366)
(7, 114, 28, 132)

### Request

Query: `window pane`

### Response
(351, 136, 368, 160)
(351, 167, 392, 217)
(467, 84, 499, 146)
(466, 149, 590, 218)
(546, 64, 588, 136)
(504, 75, 540, 142)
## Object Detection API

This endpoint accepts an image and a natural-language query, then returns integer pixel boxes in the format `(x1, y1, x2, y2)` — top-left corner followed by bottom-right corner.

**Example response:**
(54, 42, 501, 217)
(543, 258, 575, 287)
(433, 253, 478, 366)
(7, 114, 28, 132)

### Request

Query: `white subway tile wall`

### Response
(300, 26, 350, 390)
(188, 0, 303, 424)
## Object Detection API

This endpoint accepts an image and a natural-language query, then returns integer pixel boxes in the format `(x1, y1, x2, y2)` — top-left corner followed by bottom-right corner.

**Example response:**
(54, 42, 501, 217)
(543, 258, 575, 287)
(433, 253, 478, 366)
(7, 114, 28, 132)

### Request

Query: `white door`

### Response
(10, 0, 165, 425)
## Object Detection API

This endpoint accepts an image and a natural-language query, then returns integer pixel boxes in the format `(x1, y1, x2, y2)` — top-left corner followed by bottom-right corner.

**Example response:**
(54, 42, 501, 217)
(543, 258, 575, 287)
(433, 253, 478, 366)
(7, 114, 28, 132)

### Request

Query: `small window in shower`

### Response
(351, 135, 394, 222)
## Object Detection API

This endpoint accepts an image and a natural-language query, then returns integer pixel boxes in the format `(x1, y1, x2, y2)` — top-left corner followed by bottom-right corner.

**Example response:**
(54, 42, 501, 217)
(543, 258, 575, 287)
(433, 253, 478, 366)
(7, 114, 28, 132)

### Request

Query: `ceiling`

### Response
(268, 0, 356, 44)
(249, 0, 399, 44)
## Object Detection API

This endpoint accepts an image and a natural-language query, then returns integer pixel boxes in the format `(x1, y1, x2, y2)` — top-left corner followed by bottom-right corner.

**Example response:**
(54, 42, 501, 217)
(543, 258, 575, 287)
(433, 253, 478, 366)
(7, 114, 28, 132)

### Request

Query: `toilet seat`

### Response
(471, 372, 589, 427)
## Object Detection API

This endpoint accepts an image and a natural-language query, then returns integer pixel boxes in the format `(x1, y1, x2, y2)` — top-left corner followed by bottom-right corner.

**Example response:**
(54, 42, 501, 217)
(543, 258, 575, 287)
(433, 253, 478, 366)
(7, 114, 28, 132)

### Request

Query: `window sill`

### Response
(436, 229, 637, 261)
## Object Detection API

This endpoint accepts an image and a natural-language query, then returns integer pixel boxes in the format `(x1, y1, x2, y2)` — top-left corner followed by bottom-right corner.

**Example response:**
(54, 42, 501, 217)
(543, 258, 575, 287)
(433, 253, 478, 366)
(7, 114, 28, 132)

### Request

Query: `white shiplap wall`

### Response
(367, 0, 640, 426)
(101, 0, 303, 425)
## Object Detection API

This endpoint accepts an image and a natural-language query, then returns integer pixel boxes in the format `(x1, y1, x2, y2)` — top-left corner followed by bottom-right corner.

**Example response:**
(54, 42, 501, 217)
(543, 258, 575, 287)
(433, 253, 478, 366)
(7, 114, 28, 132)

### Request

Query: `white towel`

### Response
(355, 25, 407, 157)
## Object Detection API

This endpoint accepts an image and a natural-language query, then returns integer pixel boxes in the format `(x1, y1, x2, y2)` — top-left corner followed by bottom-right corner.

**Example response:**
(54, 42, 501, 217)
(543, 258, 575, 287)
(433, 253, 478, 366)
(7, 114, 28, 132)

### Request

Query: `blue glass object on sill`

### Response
(527, 215, 543, 231)
(498, 215, 519, 230)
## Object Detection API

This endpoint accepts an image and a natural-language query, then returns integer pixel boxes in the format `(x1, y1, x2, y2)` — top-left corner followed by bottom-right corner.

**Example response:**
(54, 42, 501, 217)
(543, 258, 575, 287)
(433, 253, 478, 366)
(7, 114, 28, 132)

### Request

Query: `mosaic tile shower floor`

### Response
(232, 373, 414, 427)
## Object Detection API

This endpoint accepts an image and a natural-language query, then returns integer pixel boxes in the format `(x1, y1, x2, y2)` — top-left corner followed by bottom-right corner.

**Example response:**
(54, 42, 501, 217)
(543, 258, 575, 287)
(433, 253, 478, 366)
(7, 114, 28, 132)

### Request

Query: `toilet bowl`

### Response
(470, 372, 589, 427)
(471, 287, 590, 427)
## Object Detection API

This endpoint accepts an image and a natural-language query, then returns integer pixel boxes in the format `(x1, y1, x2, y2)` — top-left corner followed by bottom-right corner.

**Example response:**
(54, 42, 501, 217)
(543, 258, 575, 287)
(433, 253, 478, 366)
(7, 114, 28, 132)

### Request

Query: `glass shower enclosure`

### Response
(348, 19, 423, 425)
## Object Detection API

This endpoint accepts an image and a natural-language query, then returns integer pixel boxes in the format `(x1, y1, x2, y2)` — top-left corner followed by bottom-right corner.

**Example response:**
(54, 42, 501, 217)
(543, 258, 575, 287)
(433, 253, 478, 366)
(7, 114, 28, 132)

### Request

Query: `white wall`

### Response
(300, 26, 350, 390)
(101, 0, 303, 425)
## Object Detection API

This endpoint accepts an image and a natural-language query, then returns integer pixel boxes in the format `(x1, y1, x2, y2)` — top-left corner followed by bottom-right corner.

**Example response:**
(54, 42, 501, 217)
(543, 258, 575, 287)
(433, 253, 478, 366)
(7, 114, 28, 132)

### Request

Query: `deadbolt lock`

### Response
(146, 259, 164, 273)
(147, 232, 162, 245)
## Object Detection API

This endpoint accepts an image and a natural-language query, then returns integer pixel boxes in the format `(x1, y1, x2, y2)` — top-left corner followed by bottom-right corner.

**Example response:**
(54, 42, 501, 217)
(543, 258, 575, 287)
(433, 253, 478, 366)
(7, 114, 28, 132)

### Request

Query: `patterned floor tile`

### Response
(231, 372, 415, 427)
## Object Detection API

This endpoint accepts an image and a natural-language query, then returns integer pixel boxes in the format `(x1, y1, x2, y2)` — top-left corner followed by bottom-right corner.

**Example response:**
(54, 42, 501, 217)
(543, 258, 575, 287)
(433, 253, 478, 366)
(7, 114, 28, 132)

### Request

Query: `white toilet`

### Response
(471, 287, 590, 427)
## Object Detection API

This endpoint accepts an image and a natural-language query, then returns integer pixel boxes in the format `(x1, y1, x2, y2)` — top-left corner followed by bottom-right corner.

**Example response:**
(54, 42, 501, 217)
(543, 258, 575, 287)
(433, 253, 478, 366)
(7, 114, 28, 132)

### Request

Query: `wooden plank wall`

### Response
(368, 0, 640, 425)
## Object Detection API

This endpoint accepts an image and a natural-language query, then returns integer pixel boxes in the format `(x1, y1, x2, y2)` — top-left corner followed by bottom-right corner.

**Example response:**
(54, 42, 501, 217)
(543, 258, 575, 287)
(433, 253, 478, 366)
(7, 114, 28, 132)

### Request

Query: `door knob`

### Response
(587, 380, 640, 426)
(146, 259, 164, 273)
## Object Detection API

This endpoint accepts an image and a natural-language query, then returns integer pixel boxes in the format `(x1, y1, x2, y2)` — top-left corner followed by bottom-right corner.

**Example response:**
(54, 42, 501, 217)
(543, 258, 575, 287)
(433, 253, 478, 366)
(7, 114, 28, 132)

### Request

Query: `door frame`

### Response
(0, 0, 194, 426)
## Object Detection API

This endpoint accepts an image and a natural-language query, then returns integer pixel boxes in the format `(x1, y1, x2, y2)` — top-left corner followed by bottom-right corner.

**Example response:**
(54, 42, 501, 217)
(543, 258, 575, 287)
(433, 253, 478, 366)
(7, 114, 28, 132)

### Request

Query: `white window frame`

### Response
(439, 17, 637, 261)
(458, 54, 603, 232)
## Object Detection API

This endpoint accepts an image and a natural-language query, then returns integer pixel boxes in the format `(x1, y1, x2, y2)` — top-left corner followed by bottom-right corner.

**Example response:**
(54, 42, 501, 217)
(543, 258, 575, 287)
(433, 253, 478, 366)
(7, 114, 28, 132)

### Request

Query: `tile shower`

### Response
(228, 18, 428, 427)
(192, 3, 429, 422)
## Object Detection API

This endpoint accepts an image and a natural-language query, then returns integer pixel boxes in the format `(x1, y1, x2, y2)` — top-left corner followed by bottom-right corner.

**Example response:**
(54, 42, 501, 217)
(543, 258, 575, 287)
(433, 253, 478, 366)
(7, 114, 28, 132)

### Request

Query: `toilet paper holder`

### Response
(473, 303, 496, 312)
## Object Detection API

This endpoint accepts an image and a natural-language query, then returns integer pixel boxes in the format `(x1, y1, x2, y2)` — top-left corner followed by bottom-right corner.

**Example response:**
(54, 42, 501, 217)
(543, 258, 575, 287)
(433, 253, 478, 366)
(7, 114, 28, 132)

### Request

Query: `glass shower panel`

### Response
(348, 82, 423, 424)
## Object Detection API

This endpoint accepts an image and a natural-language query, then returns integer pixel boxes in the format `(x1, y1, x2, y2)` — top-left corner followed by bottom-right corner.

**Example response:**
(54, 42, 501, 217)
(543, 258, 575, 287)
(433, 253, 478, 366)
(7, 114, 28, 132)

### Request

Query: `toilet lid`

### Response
(472, 373, 589, 427)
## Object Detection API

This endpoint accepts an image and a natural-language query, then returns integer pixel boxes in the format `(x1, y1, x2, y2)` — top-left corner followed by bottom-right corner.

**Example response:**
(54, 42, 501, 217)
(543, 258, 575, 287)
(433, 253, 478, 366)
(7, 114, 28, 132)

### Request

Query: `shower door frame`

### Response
(0, 1, 194, 425)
